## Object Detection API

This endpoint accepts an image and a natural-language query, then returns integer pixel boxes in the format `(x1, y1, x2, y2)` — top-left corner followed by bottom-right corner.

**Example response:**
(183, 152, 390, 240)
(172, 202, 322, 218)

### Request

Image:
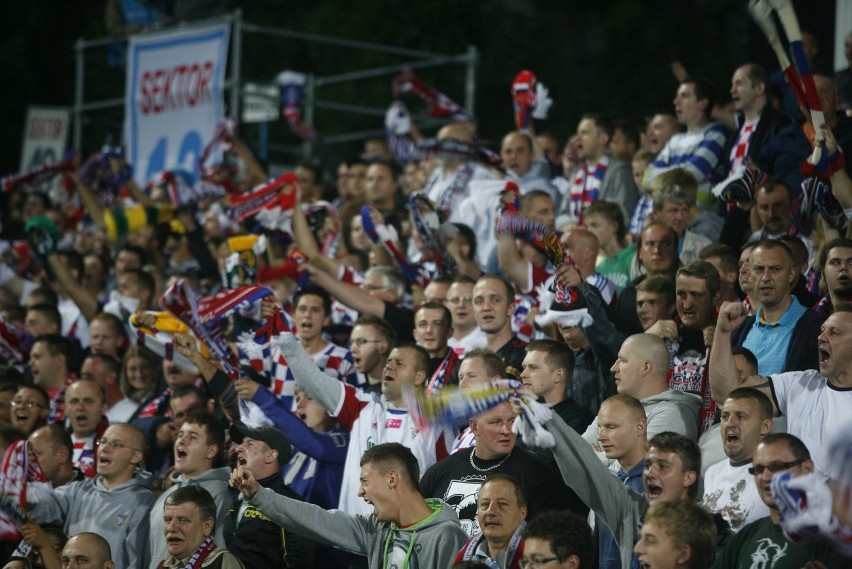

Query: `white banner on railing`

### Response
(124, 23, 230, 186)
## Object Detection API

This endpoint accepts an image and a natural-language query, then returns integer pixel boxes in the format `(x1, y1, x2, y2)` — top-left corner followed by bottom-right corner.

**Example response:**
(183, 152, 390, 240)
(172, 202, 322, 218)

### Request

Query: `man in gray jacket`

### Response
(29, 423, 155, 569)
(148, 413, 232, 569)
(230, 442, 467, 569)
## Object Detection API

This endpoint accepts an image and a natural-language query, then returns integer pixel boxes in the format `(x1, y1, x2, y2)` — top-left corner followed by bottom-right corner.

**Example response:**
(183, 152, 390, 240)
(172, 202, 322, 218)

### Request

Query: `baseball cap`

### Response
(235, 424, 292, 467)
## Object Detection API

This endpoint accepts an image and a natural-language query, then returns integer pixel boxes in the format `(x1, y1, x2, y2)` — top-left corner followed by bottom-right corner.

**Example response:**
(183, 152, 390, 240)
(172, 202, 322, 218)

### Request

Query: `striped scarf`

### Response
(425, 349, 460, 397)
(569, 157, 609, 223)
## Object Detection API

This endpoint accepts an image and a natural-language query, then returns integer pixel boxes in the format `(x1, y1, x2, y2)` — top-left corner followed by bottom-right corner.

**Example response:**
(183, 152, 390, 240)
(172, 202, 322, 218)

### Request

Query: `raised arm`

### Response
(709, 301, 773, 405)
(275, 332, 345, 416)
(304, 264, 386, 317)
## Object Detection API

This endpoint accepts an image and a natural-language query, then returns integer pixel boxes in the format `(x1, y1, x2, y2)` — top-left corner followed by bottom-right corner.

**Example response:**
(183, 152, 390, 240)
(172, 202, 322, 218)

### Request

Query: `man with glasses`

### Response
(519, 510, 594, 569)
(10, 386, 49, 435)
(446, 276, 487, 357)
(27, 423, 155, 569)
(711, 433, 846, 567)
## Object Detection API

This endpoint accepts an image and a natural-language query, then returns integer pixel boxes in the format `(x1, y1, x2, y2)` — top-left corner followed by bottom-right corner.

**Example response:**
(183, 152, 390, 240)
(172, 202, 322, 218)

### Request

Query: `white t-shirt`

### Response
(771, 369, 852, 481)
(703, 460, 770, 532)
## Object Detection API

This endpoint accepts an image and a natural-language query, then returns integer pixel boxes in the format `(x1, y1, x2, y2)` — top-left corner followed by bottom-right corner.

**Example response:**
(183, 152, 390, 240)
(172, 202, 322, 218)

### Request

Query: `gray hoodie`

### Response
(30, 471, 155, 569)
(582, 388, 702, 446)
(148, 466, 234, 569)
(250, 487, 468, 569)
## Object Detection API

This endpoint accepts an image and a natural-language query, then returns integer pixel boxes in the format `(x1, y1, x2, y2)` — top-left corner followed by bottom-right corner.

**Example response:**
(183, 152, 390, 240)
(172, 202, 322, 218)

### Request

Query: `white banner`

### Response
(19, 106, 70, 172)
(125, 23, 230, 186)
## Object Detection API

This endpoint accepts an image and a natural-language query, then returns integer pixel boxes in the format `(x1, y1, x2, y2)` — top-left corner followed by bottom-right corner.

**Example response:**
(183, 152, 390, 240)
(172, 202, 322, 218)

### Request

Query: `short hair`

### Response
(360, 442, 421, 490)
(526, 339, 575, 376)
(742, 63, 769, 89)
(818, 237, 852, 270)
(581, 112, 614, 141)
(760, 433, 811, 461)
(613, 120, 640, 149)
(753, 239, 794, 265)
(676, 260, 721, 297)
(86, 353, 121, 377)
(294, 284, 332, 316)
(633, 149, 656, 166)
(584, 201, 627, 245)
(366, 159, 399, 179)
(682, 76, 717, 118)
(297, 158, 324, 186)
(353, 314, 397, 347)
(476, 274, 515, 302)
(123, 269, 156, 298)
(69, 379, 107, 404)
(66, 533, 111, 563)
(521, 189, 555, 212)
(32, 334, 79, 374)
(638, 222, 680, 259)
(602, 393, 647, 423)
(395, 343, 431, 375)
(522, 510, 595, 569)
(698, 243, 739, 274)
(118, 243, 149, 266)
(28, 286, 59, 307)
(648, 432, 701, 499)
(36, 423, 74, 458)
(365, 266, 406, 298)
(16, 385, 50, 408)
(651, 168, 698, 208)
(183, 412, 225, 455)
(727, 387, 773, 421)
(417, 300, 452, 328)
(27, 303, 62, 329)
(451, 274, 478, 286)
(758, 177, 794, 201)
(165, 484, 217, 524)
(91, 312, 126, 338)
(481, 473, 527, 508)
(461, 349, 506, 378)
(731, 347, 758, 375)
(778, 236, 809, 269)
(0, 382, 21, 395)
(642, 500, 716, 569)
(635, 275, 676, 306)
(5, 556, 33, 569)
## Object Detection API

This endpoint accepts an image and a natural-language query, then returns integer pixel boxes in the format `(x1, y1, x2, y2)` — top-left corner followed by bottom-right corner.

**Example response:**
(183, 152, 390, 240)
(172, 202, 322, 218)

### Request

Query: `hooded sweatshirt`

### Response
(250, 486, 468, 569)
(148, 466, 234, 569)
(29, 471, 155, 569)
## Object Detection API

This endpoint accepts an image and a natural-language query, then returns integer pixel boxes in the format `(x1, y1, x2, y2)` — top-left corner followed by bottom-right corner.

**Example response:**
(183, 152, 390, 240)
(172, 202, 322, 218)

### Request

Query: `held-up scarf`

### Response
(569, 158, 609, 224)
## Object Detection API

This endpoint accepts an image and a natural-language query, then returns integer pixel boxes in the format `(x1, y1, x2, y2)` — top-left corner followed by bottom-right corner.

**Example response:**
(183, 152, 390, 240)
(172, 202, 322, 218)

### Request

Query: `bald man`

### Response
(582, 334, 701, 447)
(566, 228, 617, 307)
(500, 131, 558, 199)
(61, 532, 115, 569)
(28, 424, 155, 569)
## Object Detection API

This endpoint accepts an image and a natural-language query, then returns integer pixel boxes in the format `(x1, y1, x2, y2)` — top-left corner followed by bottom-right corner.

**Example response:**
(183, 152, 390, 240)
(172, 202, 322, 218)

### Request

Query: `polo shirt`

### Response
(742, 296, 806, 375)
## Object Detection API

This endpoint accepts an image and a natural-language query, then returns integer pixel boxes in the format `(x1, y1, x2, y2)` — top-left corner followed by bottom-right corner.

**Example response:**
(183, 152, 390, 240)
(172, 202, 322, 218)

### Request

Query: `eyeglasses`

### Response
(447, 296, 473, 305)
(10, 400, 44, 409)
(520, 556, 564, 568)
(96, 439, 140, 452)
(350, 339, 382, 348)
(748, 460, 805, 476)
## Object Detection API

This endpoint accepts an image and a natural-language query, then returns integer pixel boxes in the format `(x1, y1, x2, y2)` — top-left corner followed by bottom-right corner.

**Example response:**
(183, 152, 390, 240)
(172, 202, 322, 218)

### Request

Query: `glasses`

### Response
(350, 339, 382, 348)
(96, 439, 140, 452)
(10, 400, 44, 409)
(520, 556, 564, 568)
(447, 296, 473, 305)
(748, 460, 805, 476)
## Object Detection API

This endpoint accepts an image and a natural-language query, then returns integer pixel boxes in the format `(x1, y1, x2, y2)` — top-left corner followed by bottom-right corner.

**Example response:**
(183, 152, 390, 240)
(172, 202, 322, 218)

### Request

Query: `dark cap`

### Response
(236, 424, 292, 467)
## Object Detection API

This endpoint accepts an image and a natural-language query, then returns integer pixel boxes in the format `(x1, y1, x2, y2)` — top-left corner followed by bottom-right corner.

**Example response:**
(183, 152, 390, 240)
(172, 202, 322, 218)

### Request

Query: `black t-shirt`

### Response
(496, 336, 527, 378)
(419, 447, 588, 537)
(382, 301, 415, 343)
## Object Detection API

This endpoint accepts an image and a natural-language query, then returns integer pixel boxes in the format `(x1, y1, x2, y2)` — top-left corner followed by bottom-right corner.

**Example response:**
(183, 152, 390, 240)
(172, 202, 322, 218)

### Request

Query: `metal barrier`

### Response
(73, 9, 478, 163)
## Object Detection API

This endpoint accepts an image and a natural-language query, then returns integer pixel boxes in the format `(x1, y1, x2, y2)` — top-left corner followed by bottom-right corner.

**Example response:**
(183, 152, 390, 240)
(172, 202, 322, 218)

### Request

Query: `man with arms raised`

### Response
(230, 442, 467, 569)
(419, 400, 586, 538)
(28, 423, 154, 569)
(711, 302, 852, 482)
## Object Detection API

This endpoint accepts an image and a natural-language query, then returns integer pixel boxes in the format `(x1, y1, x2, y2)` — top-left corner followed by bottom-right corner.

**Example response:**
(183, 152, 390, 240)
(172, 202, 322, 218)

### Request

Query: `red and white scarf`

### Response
(0, 440, 47, 540)
(569, 157, 609, 223)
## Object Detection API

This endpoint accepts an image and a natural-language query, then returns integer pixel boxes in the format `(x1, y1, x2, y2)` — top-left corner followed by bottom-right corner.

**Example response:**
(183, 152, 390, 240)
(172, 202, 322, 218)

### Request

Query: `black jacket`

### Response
(224, 473, 316, 568)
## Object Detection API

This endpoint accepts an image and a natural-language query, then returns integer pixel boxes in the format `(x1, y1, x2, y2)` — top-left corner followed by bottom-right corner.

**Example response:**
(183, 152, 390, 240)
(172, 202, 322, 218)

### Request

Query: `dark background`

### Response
(0, 0, 837, 175)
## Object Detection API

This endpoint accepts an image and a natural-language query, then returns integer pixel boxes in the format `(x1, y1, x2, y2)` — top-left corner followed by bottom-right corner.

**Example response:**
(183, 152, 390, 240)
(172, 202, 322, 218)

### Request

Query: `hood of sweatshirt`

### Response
(167, 465, 232, 486)
(642, 388, 702, 411)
